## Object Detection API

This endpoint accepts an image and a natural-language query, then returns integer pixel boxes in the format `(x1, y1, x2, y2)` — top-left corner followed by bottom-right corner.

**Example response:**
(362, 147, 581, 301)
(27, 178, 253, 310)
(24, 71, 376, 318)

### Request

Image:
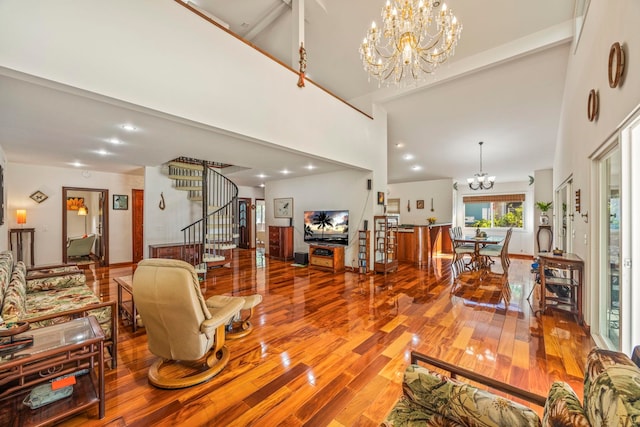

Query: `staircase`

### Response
(167, 158, 239, 277)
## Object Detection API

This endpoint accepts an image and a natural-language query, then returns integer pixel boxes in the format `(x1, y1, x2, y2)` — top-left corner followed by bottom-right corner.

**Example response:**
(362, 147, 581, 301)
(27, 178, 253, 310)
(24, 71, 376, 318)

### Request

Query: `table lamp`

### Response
(16, 209, 27, 226)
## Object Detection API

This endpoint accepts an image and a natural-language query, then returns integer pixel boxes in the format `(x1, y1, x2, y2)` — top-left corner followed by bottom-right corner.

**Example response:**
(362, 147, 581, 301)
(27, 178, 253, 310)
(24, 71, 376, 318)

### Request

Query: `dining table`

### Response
(453, 234, 504, 270)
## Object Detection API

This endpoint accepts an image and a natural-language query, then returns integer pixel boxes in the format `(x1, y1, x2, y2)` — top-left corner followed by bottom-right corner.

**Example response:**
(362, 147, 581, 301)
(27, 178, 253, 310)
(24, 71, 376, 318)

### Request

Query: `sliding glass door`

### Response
(598, 146, 621, 349)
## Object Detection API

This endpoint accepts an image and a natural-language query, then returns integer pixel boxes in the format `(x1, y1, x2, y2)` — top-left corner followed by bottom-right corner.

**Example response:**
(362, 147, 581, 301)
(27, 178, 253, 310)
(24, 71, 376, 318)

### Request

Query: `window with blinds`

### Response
(463, 193, 525, 229)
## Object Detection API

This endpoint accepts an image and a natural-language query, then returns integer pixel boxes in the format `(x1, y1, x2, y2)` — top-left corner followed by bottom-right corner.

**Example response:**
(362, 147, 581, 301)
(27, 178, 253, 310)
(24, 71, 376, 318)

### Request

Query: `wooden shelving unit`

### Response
(357, 230, 370, 274)
(373, 215, 398, 275)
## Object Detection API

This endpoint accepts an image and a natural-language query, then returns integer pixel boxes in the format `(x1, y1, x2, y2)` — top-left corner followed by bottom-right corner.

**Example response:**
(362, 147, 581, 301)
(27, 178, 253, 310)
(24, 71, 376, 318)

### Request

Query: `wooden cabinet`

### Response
(309, 244, 345, 273)
(269, 226, 293, 261)
(538, 252, 584, 325)
(374, 215, 398, 275)
(357, 230, 370, 274)
(149, 242, 199, 262)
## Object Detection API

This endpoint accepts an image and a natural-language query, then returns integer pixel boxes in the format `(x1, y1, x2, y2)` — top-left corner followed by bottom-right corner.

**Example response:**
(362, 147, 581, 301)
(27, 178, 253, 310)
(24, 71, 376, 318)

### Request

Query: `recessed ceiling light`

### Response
(395, 142, 405, 148)
(108, 138, 122, 144)
(257, 173, 267, 179)
(121, 124, 137, 131)
(304, 164, 316, 170)
(403, 153, 415, 160)
(259, 183, 265, 188)
(71, 161, 83, 168)
(411, 165, 422, 171)
(281, 169, 291, 174)
(96, 149, 110, 156)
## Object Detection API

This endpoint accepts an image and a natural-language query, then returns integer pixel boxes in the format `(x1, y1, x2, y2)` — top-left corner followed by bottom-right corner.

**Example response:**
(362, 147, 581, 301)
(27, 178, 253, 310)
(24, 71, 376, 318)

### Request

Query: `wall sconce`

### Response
(16, 209, 27, 225)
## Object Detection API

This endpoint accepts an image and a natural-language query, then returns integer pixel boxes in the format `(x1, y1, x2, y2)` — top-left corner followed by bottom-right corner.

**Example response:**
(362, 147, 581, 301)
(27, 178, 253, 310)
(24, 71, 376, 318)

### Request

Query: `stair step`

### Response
(205, 243, 236, 250)
(168, 174, 203, 181)
(175, 185, 202, 191)
(202, 255, 226, 262)
(189, 196, 203, 201)
(168, 161, 204, 171)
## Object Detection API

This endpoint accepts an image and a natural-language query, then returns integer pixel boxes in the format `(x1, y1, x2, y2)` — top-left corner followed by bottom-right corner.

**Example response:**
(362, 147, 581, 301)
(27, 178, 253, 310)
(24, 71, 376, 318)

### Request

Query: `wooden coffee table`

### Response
(115, 275, 138, 332)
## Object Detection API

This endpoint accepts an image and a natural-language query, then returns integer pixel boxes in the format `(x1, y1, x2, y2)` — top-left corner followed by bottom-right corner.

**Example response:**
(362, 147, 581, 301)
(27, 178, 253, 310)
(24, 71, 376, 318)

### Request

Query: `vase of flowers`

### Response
(427, 217, 437, 225)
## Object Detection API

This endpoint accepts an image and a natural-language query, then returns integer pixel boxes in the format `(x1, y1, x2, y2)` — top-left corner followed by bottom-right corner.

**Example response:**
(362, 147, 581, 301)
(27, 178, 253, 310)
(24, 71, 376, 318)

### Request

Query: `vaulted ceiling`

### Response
(0, 1, 577, 186)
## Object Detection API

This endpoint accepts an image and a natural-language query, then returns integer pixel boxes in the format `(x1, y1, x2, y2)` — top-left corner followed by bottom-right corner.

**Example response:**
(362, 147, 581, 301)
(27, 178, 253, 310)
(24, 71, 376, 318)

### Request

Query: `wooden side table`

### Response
(536, 225, 553, 253)
(0, 316, 105, 424)
(115, 276, 139, 333)
(538, 252, 584, 325)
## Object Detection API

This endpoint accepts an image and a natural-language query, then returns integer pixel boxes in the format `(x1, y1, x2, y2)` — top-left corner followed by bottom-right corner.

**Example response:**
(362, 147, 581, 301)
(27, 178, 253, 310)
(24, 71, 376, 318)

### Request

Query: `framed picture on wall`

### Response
(377, 192, 385, 205)
(416, 200, 424, 209)
(274, 197, 293, 218)
(113, 195, 128, 210)
(66, 197, 84, 211)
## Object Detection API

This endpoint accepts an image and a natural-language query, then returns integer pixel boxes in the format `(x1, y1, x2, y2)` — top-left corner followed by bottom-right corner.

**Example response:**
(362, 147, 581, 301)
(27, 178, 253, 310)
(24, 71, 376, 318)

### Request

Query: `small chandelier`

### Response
(359, 0, 462, 85)
(467, 141, 495, 190)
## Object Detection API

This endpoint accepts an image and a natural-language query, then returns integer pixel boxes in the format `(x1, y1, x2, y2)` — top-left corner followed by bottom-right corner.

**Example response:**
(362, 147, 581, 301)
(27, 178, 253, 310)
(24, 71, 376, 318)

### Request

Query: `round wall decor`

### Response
(587, 89, 599, 122)
(608, 42, 625, 88)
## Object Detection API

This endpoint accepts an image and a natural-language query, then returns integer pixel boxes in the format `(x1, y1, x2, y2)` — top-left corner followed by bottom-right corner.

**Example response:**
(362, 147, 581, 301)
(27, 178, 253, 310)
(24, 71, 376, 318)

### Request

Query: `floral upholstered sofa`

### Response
(384, 348, 640, 426)
(0, 251, 117, 367)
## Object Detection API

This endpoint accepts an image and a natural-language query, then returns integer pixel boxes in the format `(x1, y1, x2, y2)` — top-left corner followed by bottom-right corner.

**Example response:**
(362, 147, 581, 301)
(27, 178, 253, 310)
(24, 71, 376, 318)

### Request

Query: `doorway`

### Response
(62, 187, 109, 266)
(238, 198, 252, 249)
(255, 199, 265, 249)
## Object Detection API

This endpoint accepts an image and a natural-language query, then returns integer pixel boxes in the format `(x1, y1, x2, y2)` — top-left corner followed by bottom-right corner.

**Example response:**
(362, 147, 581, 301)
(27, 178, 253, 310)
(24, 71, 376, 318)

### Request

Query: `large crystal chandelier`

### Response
(467, 142, 495, 190)
(359, 0, 462, 85)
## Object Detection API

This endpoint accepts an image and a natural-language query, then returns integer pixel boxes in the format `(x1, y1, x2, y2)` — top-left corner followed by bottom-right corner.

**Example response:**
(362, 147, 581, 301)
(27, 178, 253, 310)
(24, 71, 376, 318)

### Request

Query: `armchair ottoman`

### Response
(206, 293, 262, 339)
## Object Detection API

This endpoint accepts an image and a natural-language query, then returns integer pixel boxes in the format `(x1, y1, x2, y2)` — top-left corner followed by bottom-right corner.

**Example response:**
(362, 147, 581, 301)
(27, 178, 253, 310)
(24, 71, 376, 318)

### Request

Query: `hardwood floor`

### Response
(63, 250, 594, 426)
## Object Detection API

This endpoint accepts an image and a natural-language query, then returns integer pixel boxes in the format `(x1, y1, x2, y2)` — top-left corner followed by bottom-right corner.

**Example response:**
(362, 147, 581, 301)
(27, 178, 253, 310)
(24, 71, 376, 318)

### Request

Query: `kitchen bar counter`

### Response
(396, 223, 452, 265)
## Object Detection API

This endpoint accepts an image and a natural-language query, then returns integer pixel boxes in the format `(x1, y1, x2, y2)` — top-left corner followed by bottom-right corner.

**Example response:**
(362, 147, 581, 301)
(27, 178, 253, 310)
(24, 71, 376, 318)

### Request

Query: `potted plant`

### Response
(535, 201, 553, 225)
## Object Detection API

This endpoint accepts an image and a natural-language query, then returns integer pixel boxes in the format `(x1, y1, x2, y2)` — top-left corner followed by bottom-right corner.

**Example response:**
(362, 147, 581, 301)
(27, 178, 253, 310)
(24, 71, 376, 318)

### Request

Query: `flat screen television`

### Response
(303, 210, 349, 246)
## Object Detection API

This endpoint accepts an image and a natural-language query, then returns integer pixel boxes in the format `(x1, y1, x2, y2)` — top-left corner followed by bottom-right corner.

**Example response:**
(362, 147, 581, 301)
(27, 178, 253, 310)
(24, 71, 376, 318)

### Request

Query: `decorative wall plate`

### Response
(587, 89, 599, 122)
(30, 190, 48, 203)
(608, 42, 625, 88)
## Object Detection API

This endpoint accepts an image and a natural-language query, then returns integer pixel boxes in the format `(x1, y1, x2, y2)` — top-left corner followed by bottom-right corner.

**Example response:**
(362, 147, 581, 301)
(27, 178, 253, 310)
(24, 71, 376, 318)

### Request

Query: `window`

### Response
(463, 194, 525, 229)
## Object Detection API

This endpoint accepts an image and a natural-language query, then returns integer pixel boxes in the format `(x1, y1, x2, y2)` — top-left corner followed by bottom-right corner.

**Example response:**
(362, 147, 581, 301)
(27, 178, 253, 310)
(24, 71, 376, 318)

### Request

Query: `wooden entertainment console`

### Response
(309, 244, 345, 273)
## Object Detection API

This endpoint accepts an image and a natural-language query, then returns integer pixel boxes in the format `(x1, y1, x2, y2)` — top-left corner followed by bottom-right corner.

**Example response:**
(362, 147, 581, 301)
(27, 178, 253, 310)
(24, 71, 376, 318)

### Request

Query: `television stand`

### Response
(309, 244, 345, 273)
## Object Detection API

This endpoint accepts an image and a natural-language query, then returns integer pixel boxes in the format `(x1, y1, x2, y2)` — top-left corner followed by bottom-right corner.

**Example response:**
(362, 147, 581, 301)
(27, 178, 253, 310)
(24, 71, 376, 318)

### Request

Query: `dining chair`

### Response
(449, 227, 474, 275)
(478, 228, 513, 273)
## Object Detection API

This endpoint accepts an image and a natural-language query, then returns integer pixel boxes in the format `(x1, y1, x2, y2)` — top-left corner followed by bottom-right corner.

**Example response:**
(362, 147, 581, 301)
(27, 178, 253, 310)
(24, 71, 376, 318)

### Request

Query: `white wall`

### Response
(265, 169, 375, 268)
(554, 0, 640, 329)
(5, 163, 143, 265)
(0, 0, 380, 173)
(388, 179, 454, 225)
(533, 169, 554, 252)
(0, 145, 7, 250)
(455, 180, 534, 256)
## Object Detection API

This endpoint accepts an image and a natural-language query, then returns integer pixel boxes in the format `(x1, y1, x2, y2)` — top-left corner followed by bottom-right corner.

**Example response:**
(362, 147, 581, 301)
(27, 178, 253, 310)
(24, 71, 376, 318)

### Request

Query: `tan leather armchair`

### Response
(133, 258, 244, 389)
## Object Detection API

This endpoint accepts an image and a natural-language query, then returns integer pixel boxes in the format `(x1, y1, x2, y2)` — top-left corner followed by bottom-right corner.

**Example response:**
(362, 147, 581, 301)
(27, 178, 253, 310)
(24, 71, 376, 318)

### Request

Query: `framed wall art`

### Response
(30, 190, 48, 204)
(416, 200, 424, 209)
(66, 197, 84, 211)
(377, 192, 385, 205)
(274, 197, 293, 218)
(113, 195, 128, 210)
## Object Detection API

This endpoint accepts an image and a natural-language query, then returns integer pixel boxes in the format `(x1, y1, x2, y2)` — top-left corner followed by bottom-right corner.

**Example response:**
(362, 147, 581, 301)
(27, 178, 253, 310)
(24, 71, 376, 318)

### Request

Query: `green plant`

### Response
(535, 201, 553, 212)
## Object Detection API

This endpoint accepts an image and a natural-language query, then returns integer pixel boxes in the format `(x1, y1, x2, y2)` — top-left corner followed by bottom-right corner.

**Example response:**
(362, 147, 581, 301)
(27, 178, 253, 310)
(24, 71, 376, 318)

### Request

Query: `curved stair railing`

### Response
(168, 159, 238, 276)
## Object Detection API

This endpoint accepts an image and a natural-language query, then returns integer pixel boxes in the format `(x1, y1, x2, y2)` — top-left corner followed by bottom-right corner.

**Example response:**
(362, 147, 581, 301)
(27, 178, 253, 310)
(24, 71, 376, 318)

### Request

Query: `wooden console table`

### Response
(9, 228, 35, 266)
(309, 244, 345, 273)
(0, 316, 105, 425)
